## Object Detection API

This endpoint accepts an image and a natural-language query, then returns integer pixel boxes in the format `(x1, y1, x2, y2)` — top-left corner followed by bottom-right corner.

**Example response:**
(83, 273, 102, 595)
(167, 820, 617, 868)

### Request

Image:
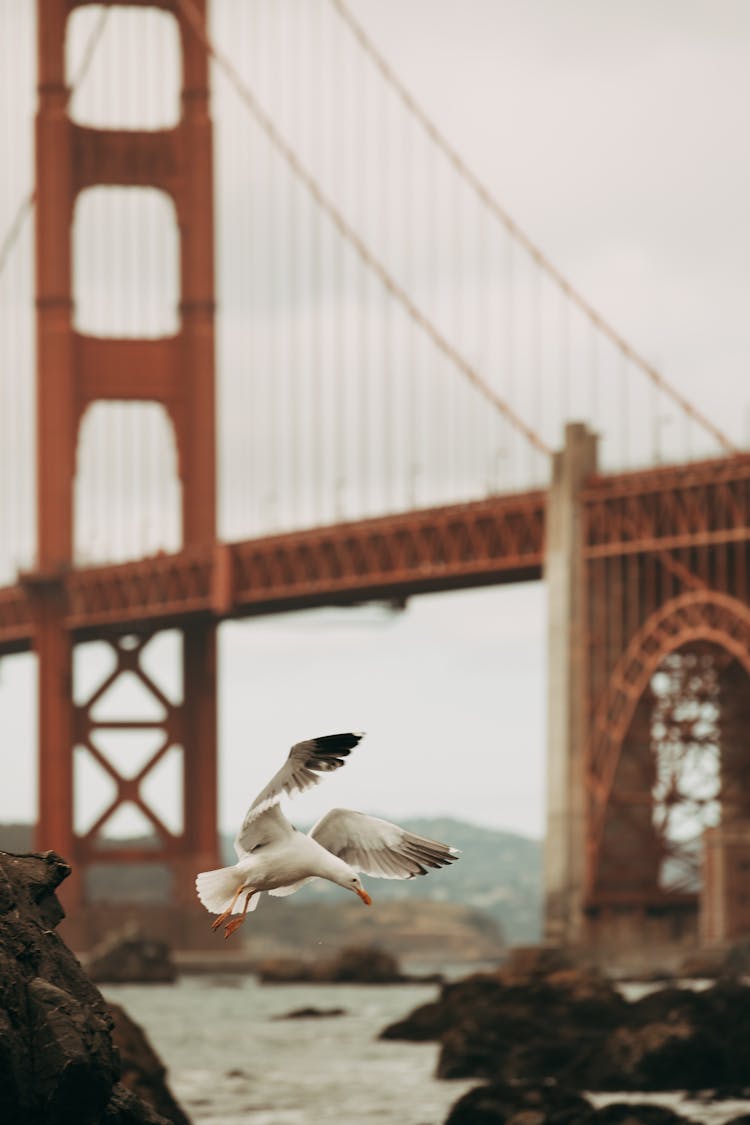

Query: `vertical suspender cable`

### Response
(479, 203, 493, 494)
(357, 42, 369, 514)
(267, 10, 280, 529)
(288, 8, 301, 528)
(426, 129, 439, 502)
(247, 4, 260, 534)
(531, 262, 543, 482)
(561, 284, 571, 427)
(329, 9, 346, 519)
(404, 103, 418, 507)
(620, 352, 629, 467)
(379, 76, 392, 511)
(589, 325, 598, 438)
(310, 1, 323, 524)
(503, 232, 514, 489)
(450, 166, 461, 496)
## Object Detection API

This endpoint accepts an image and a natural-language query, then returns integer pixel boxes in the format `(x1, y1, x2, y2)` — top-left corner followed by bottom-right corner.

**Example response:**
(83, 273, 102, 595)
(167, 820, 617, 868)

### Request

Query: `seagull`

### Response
(195, 732, 460, 939)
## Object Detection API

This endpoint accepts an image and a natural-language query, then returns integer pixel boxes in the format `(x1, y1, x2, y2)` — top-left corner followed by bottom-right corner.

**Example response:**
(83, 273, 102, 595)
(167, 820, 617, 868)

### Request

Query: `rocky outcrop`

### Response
(256, 944, 442, 984)
(382, 948, 750, 1096)
(444, 1082, 694, 1124)
(88, 926, 177, 984)
(0, 849, 186, 1125)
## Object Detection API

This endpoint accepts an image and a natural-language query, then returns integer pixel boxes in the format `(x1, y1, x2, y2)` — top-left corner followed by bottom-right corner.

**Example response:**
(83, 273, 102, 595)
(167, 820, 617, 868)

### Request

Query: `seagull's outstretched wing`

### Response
(309, 808, 460, 880)
(234, 733, 364, 858)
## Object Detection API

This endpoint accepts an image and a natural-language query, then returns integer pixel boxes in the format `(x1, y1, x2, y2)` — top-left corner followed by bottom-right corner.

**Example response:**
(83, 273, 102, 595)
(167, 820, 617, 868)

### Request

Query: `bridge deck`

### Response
(4, 452, 749, 656)
(0, 491, 545, 652)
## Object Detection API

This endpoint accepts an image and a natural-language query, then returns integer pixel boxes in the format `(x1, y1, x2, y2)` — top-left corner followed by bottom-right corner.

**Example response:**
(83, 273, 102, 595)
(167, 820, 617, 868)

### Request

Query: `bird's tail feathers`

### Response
(195, 864, 261, 915)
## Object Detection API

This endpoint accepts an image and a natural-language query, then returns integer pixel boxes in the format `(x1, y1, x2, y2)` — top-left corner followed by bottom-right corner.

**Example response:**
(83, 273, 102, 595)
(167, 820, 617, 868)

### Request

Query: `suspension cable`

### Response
(330, 0, 736, 456)
(175, 0, 550, 457)
(0, 6, 110, 280)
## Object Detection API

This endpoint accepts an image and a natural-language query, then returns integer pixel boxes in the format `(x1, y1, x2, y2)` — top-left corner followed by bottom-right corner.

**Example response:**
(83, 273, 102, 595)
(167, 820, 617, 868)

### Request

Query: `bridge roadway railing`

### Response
(0, 489, 546, 652)
(3, 452, 749, 657)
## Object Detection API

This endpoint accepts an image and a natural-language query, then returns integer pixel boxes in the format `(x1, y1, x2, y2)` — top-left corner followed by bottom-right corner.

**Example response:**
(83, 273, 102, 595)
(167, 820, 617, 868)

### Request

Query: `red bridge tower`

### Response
(33, 0, 219, 943)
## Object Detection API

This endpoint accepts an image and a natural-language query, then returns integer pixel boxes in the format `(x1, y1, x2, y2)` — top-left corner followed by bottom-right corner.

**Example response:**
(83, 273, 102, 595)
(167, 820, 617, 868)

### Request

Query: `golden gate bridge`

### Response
(0, 0, 748, 953)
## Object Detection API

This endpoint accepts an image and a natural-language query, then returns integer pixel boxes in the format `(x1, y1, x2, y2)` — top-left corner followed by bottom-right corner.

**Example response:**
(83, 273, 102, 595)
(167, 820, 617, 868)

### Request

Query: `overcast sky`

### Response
(1, 1, 749, 842)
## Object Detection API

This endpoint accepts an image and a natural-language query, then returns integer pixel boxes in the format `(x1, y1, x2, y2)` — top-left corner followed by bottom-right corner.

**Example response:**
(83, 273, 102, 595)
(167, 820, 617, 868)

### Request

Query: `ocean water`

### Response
(103, 977, 750, 1125)
(103, 976, 476, 1125)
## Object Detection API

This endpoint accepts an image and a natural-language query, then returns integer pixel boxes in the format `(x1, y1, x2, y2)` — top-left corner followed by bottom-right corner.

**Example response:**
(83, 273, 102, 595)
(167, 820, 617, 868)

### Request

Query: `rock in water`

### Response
(88, 925, 177, 985)
(312, 945, 404, 982)
(256, 943, 442, 984)
(445, 1082, 695, 1124)
(383, 949, 750, 1097)
(0, 849, 183, 1125)
(273, 1007, 347, 1020)
(444, 1081, 592, 1124)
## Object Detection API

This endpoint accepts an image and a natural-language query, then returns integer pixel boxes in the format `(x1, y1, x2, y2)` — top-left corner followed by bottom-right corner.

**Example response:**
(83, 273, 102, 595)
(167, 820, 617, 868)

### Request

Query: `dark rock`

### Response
(445, 1083, 696, 1125)
(437, 968, 626, 1082)
(88, 925, 177, 984)
(588, 1106, 691, 1124)
(496, 944, 585, 982)
(382, 964, 627, 1085)
(101, 1085, 171, 1125)
(379, 998, 448, 1041)
(384, 952, 750, 1095)
(310, 945, 405, 983)
(273, 1006, 347, 1019)
(0, 849, 181, 1125)
(108, 1003, 190, 1125)
(578, 980, 750, 1091)
(444, 1081, 592, 1124)
(256, 943, 441, 984)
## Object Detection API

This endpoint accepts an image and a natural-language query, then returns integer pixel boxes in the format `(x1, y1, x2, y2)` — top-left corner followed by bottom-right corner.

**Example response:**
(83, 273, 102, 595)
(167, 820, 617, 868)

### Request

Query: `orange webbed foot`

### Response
(224, 916, 245, 940)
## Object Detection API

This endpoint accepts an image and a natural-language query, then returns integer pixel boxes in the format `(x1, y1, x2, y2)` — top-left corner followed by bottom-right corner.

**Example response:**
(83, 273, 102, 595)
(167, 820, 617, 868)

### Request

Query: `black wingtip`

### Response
(311, 732, 365, 756)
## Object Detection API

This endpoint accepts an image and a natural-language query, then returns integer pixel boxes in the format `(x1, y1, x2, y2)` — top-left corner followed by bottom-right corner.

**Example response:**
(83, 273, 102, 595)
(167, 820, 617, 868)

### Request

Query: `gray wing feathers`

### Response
(310, 809, 460, 880)
(233, 802, 292, 858)
(250, 732, 363, 813)
(234, 733, 364, 857)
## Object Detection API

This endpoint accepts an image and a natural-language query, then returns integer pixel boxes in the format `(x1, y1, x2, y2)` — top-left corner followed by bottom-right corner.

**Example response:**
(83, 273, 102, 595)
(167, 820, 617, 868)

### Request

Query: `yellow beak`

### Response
(356, 887, 372, 906)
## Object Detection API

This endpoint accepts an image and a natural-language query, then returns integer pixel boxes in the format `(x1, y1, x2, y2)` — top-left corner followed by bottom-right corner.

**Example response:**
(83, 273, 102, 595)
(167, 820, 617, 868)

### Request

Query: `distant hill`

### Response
(223, 817, 543, 945)
(0, 817, 543, 945)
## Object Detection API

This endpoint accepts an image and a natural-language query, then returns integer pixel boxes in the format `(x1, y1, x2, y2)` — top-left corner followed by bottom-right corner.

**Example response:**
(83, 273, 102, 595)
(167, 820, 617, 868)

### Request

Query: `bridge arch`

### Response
(587, 589, 750, 890)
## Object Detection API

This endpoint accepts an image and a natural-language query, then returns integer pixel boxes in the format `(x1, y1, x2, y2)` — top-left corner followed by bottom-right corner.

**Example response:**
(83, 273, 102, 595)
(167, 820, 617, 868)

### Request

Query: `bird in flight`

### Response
(196, 732, 459, 939)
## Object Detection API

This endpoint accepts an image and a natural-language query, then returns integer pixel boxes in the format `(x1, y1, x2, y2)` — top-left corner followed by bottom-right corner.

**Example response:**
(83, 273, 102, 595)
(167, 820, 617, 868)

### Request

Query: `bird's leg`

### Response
(224, 888, 256, 940)
(211, 883, 246, 932)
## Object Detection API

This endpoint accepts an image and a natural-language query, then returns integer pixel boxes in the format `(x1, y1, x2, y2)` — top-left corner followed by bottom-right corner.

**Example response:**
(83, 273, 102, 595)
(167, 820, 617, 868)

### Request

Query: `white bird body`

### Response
(195, 732, 460, 938)
(197, 831, 357, 912)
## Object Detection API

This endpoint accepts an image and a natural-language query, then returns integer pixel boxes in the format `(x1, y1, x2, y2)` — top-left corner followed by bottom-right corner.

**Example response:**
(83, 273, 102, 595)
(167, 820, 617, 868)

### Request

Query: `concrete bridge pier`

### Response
(543, 422, 598, 946)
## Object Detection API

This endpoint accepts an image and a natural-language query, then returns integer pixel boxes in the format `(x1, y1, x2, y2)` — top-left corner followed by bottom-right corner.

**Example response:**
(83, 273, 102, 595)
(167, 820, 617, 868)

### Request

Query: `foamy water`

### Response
(103, 976, 476, 1125)
(103, 976, 750, 1125)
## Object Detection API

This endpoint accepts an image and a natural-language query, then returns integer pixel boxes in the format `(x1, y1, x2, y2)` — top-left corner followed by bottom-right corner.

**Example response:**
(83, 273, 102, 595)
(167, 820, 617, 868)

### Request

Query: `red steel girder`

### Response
(585, 589, 750, 891)
(0, 492, 545, 652)
(584, 453, 750, 557)
(0, 587, 33, 654)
